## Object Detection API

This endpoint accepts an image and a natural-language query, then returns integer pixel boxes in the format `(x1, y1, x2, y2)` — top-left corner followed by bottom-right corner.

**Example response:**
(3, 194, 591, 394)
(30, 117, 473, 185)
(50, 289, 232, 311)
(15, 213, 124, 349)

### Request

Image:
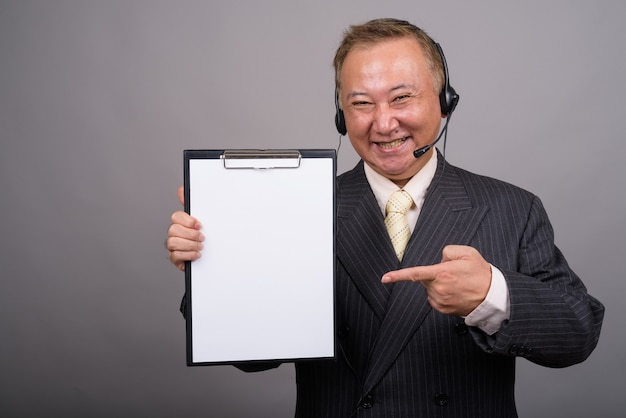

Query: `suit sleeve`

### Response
(469, 195, 604, 368)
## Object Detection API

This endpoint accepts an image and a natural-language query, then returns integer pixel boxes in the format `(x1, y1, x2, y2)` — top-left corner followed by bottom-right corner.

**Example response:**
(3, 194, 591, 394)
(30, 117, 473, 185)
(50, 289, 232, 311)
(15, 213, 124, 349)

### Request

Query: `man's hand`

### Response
(166, 186, 204, 270)
(381, 245, 492, 316)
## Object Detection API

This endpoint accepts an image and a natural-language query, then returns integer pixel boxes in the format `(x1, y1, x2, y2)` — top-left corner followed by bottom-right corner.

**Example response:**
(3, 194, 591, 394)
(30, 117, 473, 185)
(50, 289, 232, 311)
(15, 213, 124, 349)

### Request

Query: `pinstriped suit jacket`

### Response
(291, 155, 604, 417)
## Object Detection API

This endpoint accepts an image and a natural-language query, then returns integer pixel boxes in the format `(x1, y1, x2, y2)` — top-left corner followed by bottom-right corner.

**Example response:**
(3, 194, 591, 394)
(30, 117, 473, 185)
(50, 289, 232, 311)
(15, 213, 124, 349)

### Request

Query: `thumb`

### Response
(441, 244, 475, 262)
(177, 186, 184, 206)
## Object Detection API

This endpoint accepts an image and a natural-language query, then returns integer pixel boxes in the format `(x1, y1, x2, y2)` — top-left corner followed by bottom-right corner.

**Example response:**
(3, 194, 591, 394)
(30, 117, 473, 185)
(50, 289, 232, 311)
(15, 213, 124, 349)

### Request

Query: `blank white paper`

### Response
(187, 154, 335, 364)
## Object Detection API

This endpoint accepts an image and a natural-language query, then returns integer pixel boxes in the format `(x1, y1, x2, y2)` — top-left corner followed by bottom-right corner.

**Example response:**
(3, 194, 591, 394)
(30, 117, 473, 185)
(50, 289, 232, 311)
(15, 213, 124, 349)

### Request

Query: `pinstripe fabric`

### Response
(292, 153, 603, 418)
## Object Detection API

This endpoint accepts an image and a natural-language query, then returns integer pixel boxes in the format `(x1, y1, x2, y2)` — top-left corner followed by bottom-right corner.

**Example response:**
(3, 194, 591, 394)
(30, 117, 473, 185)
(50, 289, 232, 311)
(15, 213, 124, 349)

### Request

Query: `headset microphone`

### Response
(413, 144, 433, 159)
(413, 115, 451, 158)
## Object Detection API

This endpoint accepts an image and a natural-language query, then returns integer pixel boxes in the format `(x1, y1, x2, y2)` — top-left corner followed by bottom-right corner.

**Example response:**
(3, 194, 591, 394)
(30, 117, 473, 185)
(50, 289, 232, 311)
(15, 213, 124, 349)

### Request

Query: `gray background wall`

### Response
(0, 1, 623, 416)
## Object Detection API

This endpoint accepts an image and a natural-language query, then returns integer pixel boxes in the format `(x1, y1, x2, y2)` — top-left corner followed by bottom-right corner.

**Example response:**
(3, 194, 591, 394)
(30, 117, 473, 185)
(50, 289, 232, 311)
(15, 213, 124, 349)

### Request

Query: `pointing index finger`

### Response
(381, 264, 440, 284)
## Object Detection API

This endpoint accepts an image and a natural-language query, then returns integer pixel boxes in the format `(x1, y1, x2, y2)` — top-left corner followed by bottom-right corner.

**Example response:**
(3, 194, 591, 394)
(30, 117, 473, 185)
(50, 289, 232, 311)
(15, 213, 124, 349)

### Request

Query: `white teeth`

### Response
(378, 137, 407, 149)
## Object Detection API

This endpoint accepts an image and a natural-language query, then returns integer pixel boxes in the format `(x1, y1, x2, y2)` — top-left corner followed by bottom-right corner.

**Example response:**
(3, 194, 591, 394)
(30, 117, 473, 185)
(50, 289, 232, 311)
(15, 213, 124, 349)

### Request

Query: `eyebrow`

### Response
(389, 83, 415, 92)
(346, 83, 416, 98)
(346, 91, 368, 99)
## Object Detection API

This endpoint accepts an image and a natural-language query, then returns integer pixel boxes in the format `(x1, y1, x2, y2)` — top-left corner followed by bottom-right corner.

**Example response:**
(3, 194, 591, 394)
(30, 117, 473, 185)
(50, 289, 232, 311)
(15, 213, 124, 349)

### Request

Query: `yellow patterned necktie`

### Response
(384, 189, 414, 261)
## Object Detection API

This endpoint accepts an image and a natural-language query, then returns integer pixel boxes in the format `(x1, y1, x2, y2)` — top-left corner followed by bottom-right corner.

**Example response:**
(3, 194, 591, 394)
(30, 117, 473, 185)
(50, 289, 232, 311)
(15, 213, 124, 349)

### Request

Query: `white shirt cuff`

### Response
(463, 264, 510, 335)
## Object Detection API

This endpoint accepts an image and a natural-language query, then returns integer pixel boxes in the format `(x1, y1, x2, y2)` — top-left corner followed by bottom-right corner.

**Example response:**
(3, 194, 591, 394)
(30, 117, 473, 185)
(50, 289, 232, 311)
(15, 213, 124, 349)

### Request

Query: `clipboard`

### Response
(183, 149, 336, 366)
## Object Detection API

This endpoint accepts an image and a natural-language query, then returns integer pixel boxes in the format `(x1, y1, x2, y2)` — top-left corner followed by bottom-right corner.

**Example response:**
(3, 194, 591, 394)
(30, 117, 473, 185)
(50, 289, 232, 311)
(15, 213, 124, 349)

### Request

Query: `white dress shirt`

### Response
(363, 151, 509, 335)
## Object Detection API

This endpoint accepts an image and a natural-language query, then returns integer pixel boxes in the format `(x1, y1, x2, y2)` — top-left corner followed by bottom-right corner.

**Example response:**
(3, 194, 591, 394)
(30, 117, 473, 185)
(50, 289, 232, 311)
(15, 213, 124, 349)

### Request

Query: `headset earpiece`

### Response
(334, 90, 347, 135)
(434, 42, 459, 116)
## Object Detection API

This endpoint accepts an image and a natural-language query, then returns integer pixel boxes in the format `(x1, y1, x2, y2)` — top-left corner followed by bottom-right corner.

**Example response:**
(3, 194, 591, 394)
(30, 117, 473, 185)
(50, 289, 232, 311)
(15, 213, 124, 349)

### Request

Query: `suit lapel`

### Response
(336, 162, 398, 321)
(361, 155, 490, 394)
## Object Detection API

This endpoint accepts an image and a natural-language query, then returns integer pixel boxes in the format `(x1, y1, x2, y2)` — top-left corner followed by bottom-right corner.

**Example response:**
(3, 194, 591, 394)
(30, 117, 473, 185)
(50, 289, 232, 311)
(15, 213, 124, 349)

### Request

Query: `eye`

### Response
(350, 100, 375, 112)
(393, 94, 412, 102)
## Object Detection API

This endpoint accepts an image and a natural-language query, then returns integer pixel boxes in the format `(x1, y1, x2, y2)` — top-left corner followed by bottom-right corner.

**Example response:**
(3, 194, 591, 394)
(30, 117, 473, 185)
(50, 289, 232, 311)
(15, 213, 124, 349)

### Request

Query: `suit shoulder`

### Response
(448, 164, 538, 207)
(336, 161, 366, 190)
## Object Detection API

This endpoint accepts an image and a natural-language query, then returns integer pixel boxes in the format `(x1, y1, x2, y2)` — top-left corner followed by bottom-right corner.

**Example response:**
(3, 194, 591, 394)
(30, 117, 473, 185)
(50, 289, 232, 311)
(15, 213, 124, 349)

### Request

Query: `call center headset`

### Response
(334, 38, 459, 159)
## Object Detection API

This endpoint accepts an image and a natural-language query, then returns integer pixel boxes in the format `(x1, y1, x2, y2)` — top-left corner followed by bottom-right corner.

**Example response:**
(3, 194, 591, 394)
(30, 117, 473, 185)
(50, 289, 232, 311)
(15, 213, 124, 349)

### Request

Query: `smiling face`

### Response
(339, 37, 444, 186)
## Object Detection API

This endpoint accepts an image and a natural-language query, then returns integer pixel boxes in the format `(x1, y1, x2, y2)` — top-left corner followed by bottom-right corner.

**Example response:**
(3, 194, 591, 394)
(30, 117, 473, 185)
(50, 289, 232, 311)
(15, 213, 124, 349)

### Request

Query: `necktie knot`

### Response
(385, 190, 413, 261)
(385, 189, 413, 216)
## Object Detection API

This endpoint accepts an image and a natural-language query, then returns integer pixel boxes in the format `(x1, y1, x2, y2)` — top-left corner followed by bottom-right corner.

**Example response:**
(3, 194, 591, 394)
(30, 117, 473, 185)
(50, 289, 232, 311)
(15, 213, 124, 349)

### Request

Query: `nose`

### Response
(372, 103, 399, 135)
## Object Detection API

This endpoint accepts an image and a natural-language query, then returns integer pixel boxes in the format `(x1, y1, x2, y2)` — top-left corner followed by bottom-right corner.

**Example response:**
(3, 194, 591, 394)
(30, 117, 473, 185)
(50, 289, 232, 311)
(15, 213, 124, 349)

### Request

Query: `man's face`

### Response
(339, 37, 444, 186)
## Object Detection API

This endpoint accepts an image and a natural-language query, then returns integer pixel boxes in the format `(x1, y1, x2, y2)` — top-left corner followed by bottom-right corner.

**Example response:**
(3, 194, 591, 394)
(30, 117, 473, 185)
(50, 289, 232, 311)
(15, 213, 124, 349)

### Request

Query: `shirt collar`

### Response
(364, 151, 438, 216)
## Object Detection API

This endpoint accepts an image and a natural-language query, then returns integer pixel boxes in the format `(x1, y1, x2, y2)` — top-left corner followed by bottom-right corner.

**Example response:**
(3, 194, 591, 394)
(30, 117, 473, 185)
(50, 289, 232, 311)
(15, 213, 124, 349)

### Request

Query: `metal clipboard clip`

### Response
(221, 149, 302, 169)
